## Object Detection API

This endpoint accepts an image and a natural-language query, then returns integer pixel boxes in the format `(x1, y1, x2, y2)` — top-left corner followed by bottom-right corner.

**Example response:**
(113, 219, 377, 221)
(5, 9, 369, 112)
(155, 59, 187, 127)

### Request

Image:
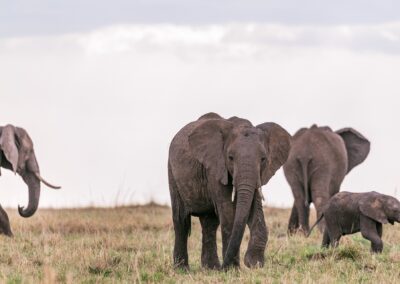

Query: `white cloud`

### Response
(0, 23, 399, 209)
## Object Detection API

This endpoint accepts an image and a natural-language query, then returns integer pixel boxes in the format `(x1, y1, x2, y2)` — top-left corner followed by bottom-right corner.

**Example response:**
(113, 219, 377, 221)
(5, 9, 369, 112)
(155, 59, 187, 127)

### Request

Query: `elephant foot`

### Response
(174, 262, 190, 271)
(201, 258, 221, 270)
(244, 250, 264, 268)
(203, 263, 221, 270)
(287, 226, 298, 236)
(371, 243, 383, 253)
(221, 262, 240, 271)
(0, 229, 13, 237)
(221, 257, 240, 271)
(173, 257, 190, 271)
(298, 226, 310, 236)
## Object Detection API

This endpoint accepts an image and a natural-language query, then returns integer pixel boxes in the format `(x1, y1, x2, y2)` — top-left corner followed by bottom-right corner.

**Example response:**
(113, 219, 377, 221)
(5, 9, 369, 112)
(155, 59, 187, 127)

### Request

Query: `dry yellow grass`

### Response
(0, 204, 399, 283)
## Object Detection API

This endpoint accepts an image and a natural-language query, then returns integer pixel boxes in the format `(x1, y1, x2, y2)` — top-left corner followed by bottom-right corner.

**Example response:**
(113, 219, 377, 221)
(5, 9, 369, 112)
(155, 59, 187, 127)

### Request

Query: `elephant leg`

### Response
(376, 222, 383, 238)
(311, 177, 331, 232)
(294, 198, 310, 234)
(172, 213, 191, 269)
(360, 216, 383, 253)
(169, 167, 191, 270)
(288, 202, 299, 235)
(288, 180, 309, 234)
(313, 197, 327, 233)
(324, 218, 341, 248)
(199, 214, 220, 269)
(321, 229, 330, 248)
(244, 192, 268, 268)
(0, 205, 12, 237)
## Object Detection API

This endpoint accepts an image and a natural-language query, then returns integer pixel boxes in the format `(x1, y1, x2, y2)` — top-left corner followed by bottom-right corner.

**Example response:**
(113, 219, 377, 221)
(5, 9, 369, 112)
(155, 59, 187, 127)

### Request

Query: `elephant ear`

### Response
(0, 125, 19, 173)
(336, 128, 370, 173)
(359, 192, 388, 224)
(257, 122, 291, 185)
(14, 127, 34, 172)
(189, 119, 233, 185)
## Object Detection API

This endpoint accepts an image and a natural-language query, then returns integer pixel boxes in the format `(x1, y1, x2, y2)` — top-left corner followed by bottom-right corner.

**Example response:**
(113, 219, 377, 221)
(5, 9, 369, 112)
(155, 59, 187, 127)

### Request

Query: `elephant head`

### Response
(336, 128, 370, 174)
(359, 192, 400, 225)
(0, 125, 60, 218)
(188, 119, 291, 267)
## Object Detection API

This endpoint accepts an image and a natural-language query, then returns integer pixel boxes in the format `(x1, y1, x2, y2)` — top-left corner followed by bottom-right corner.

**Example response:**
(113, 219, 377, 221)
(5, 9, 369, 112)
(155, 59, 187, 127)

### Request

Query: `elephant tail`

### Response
(307, 213, 324, 237)
(297, 158, 311, 207)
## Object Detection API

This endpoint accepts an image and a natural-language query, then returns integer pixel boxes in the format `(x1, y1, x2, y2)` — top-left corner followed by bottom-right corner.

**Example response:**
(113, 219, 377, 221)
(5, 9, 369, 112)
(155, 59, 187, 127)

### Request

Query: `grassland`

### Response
(0, 204, 399, 283)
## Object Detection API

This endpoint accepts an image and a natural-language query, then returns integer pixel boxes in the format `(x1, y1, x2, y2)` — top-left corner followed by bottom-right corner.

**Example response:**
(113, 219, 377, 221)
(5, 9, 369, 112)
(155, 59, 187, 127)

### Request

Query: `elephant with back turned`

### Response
(283, 124, 370, 235)
(0, 124, 61, 236)
(168, 113, 291, 269)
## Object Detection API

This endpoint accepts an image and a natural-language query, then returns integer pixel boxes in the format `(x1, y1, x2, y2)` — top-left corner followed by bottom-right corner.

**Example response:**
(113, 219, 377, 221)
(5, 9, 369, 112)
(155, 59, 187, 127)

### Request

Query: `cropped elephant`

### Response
(308, 191, 400, 253)
(0, 124, 61, 236)
(168, 113, 291, 269)
(283, 125, 370, 235)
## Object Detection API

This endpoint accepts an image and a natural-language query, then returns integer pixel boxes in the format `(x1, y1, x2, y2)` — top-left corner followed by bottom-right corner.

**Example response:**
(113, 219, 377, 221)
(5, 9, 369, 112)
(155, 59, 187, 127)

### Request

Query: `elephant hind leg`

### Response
(288, 202, 299, 235)
(294, 199, 310, 235)
(321, 229, 330, 248)
(0, 205, 12, 237)
(312, 195, 329, 233)
(324, 215, 341, 248)
(169, 165, 191, 269)
(172, 211, 191, 269)
(199, 214, 220, 269)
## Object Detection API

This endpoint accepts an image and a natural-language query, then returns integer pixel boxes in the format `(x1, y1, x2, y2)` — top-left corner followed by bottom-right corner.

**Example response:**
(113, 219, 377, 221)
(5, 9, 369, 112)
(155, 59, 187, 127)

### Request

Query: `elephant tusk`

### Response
(259, 187, 265, 201)
(34, 172, 61, 189)
(232, 186, 236, 202)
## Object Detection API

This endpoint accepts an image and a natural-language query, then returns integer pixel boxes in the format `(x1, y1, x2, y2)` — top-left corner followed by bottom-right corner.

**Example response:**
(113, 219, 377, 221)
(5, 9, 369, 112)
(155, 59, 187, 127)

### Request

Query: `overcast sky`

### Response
(1, 1, 400, 209)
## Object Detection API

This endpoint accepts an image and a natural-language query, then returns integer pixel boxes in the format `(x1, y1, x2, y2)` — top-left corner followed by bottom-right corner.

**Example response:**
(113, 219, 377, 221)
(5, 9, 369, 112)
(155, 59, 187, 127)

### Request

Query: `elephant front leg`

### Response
(199, 214, 220, 269)
(0, 205, 13, 237)
(244, 192, 267, 268)
(360, 216, 383, 253)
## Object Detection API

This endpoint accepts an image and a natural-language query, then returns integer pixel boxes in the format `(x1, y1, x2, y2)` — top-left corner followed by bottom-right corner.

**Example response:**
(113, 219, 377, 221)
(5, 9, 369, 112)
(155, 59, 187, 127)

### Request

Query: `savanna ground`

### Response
(1, 204, 400, 283)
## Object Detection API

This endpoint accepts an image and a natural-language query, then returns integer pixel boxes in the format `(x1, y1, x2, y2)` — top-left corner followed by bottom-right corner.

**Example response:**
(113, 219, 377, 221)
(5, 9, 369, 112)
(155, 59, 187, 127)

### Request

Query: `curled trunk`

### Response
(18, 171, 41, 218)
(222, 184, 255, 268)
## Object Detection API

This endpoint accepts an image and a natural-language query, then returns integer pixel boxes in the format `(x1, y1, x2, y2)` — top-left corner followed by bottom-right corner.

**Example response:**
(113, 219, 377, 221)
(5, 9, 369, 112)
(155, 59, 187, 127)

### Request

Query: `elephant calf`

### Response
(0, 124, 61, 236)
(309, 191, 400, 253)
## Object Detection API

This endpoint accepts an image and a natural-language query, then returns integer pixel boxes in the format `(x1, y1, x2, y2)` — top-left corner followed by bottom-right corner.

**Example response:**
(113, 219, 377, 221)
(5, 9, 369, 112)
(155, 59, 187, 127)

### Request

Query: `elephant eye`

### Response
(261, 157, 266, 163)
(228, 155, 234, 161)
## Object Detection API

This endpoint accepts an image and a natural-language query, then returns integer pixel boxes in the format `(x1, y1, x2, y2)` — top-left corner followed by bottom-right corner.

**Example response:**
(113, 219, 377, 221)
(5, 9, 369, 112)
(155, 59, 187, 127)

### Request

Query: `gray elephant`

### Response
(308, 191, 400, 253)
(283, 125, 370, 235)
(0, 124, 60, 236)
(168, 113, 291, 269)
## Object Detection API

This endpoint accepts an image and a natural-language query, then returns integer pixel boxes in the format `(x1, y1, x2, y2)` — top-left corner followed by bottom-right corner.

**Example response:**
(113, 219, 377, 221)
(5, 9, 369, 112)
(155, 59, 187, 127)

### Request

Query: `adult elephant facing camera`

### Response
(283, 125, 370, 235)
(168, 113, 291, 270)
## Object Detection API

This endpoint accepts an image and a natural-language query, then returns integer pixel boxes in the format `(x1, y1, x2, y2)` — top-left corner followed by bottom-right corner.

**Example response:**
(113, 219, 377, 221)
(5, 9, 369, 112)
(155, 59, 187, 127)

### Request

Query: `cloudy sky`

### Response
(1, 1, 400, 209)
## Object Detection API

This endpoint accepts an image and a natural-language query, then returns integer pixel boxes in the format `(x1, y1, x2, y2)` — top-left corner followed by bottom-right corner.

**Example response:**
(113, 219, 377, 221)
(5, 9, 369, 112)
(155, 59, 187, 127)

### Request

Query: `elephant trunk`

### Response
(18, 171, 41, 218)
(222, 184, 255, 268)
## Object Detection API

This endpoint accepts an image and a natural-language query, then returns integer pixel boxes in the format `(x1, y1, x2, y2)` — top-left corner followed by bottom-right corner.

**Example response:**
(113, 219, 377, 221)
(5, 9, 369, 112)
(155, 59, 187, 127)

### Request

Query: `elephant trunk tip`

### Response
(18, 204, 38, 218)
